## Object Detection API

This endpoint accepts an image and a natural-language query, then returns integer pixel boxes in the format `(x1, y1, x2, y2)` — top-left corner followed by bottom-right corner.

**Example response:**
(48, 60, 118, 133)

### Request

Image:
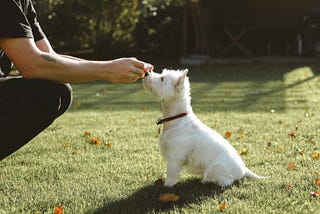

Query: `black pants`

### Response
(0, 78, 72, 160)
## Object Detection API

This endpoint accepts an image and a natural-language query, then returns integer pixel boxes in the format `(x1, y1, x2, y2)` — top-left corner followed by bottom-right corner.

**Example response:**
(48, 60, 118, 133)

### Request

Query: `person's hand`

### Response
(105, 57, 153, 83)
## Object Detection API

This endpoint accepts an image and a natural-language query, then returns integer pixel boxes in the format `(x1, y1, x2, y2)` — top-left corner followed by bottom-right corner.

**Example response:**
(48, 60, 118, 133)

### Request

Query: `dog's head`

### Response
(143, 69, 189, 101)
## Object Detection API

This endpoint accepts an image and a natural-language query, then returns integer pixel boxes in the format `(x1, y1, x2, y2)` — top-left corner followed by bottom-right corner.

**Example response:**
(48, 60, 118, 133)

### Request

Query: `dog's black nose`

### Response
(144, 72, 149, 77)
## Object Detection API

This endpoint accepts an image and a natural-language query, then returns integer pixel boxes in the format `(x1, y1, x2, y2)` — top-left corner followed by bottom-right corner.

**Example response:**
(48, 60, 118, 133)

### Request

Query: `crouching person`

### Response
(0, 0, 153, 160)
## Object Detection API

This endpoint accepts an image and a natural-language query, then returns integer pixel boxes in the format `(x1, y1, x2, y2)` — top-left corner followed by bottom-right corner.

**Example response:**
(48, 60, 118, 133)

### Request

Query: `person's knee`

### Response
(60, 83, 73, 108)
(54, 83, 73, 118)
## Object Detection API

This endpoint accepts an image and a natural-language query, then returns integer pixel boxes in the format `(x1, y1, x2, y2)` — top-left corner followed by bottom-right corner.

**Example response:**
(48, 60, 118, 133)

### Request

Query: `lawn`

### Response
(0, 62, 319, 214)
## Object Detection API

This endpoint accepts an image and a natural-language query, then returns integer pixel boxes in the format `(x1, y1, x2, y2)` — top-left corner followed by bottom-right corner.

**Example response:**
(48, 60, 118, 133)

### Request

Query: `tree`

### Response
(34, 0, 185, 58)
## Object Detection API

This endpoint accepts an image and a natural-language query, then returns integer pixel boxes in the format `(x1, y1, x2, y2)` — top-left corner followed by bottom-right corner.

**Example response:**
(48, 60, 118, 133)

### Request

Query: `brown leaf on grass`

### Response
(315, 179, 320, 186)
(159, 193, 179, 203)
(84, 131, 91, 137)
(219, 202, 227, 211)
(238, 148, 248, 156)
(74, 102, 81, 107)
(289, 131, 296, 138)
(53, 205, 64, 214)
(224, 131, 232, 138)
(310, 191, 320, 198)
(288, 162, 295, 170)
(297, 148, 304, 156)
(91, 137, 100, 145)
(285, 184, 292, 190)
(105, 142, 113, 147)
(312, 152, 320, 159)
(63, 142, 70, 148)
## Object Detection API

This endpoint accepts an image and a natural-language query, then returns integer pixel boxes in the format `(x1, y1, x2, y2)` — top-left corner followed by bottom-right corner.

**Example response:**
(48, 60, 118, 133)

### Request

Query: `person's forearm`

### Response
(1, 38, 152, 83)
(23, 52, 109, 83)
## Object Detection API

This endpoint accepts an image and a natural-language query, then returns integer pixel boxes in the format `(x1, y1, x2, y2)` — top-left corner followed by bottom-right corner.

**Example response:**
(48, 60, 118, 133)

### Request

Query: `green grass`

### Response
(1, 63, 320, 214)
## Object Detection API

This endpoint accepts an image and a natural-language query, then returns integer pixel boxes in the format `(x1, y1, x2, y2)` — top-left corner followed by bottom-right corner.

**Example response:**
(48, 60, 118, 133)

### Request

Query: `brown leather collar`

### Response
(156, 113, 188, 125)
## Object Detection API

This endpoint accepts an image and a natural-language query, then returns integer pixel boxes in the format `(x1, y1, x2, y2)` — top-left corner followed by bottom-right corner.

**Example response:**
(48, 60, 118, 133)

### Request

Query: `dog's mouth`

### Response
(144, 71, 151, 78)
(142, 73, 152, 93)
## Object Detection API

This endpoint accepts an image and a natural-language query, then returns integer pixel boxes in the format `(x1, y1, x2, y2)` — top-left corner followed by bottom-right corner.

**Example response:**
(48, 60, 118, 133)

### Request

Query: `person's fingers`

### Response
(131, 58, 153, 72)
(128, 72, 139, 82)
(143, 63, 154, 72)
(131, 58, 145, 69)
(131, 67, 144, 77)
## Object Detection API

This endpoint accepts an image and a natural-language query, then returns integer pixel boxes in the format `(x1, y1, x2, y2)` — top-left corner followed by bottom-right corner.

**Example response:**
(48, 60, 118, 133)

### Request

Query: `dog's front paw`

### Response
(164, 178, 177, 187)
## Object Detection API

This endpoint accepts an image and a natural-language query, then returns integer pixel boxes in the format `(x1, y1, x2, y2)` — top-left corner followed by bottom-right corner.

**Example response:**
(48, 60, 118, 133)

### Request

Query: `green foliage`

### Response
(33, 0, 185, 57)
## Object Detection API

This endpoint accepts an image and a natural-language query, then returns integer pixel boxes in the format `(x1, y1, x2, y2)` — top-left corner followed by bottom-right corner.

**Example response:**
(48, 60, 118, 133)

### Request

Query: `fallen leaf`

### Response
(267, 142, 272, 147)
(312, 152, 320, 159)
(224, 131, 232, 138)
(63, 142, 70, 147)
(84, 131, 91, 137)
(297, 148, 304, 156)
(105, 142, 113, 147)
(53, 205, 64, 214)
(74, 102, 81, 107)
(310, 191, 320, 198)
(315, 179, 320, 185)
(285, 184, 292, 190)
(219, 202, 227, 211)
(289, 131, 296, 138)
(159, 193, 179, 203)
(275, 147, 283, 153)
(91, 137, 100, 145)
(288, 162, 295, 170)
(239, 148, 249, 155)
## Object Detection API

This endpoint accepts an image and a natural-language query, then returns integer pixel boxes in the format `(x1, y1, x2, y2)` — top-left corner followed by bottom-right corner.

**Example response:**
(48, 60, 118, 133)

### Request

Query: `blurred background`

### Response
(34, 0, 320, 61)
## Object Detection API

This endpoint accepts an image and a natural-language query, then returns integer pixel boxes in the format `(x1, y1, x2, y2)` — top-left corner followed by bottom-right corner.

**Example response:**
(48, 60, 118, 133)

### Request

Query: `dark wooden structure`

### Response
(183, 0, 320, 57)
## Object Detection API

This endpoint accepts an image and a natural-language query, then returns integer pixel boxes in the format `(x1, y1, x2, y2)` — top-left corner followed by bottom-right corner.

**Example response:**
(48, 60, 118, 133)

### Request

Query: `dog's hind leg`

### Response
(202, 162, 234, 187)
(164, 160, 183, 187)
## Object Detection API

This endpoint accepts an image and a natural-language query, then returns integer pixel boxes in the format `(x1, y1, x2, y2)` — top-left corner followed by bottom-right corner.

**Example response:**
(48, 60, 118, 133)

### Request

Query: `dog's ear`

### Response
(175, 69, 188, 88)
(182, 69, 188, 76)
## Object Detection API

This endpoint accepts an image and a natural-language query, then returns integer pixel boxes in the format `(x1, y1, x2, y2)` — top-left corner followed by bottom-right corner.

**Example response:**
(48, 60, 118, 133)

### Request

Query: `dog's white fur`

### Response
(143, 69, 265, 187)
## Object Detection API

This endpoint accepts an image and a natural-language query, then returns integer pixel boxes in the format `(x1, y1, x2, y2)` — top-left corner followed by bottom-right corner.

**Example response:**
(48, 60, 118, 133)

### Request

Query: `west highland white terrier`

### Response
(143, 69, 266, 187)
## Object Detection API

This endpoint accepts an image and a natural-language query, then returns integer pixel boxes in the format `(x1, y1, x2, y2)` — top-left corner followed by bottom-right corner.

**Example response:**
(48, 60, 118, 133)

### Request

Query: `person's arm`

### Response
(35, 38, 85, 61)
(0, 37, 153, 83)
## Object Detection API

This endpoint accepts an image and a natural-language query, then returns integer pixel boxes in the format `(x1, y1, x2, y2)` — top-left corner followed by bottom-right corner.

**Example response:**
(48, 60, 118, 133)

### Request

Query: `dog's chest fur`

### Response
(159, 113, 230, 174)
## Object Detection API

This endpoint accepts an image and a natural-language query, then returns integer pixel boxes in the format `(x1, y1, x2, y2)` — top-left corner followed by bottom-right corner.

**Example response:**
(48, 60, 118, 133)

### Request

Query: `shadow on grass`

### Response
(91, 178, 229, 214)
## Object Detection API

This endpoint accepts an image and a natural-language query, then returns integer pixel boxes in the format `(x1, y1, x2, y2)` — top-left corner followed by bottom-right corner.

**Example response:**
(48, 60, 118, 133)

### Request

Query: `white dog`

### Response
(143, 69, 266, 187)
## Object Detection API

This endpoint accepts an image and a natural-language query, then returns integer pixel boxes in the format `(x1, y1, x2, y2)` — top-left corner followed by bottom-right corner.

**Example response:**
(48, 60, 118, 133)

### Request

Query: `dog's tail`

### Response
(244, 168, 269, 179)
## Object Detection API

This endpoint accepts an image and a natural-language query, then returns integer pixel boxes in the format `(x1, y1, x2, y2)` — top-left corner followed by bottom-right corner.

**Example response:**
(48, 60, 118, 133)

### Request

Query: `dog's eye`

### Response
(161, 77, 165, 82)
